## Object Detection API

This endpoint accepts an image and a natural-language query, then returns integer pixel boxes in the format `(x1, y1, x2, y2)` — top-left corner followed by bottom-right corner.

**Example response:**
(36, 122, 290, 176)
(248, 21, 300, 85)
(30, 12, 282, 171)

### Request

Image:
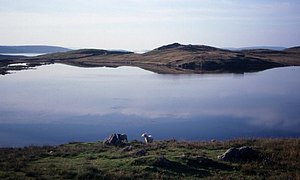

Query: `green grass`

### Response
(0, 138, 299, 179)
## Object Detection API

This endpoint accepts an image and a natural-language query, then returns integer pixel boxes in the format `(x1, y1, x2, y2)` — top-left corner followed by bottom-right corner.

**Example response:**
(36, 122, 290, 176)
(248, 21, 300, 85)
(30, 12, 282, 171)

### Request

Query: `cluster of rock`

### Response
(218, 146, 257, 162)
(103, 133, 128, 146)
(104, 133, 154, 146)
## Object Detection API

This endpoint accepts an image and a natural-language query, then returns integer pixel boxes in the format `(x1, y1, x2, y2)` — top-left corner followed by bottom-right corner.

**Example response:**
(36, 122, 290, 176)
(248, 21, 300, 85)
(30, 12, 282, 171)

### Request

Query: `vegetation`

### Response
(0, 138, 299, 179)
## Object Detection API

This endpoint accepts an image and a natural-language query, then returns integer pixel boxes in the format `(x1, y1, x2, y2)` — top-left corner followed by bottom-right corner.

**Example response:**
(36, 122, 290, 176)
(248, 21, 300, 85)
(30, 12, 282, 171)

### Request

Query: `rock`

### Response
(218, 146, 257, 162)
(239, 146, 256, 159)
(103, 133, 127, 146)
(103, 134, 119, 145)
(218, 147, 241, 162)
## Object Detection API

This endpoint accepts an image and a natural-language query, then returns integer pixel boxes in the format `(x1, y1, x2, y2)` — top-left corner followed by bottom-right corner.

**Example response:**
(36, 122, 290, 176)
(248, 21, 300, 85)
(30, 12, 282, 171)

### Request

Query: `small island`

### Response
(1, 43, 300, 75)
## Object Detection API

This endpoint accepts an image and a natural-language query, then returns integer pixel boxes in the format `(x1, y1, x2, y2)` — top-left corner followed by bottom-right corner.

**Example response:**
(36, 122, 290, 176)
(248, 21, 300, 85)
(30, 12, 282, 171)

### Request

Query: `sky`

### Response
(0, 0, 300, 50)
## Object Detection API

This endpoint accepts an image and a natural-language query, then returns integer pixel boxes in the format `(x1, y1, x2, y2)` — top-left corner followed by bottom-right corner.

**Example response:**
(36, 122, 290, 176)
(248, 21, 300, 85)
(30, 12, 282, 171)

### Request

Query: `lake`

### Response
(0, 64, 299, 147)
(0, 53, 46, 57)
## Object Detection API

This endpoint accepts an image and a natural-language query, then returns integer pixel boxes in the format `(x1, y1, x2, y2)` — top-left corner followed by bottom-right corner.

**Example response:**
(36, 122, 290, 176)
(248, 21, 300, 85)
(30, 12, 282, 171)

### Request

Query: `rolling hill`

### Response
(1, 43, 299, 75)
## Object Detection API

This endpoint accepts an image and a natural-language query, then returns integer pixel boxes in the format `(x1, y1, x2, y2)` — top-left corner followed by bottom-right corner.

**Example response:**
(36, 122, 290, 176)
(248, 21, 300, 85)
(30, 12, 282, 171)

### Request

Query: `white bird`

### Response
(141, 133, 153, 143)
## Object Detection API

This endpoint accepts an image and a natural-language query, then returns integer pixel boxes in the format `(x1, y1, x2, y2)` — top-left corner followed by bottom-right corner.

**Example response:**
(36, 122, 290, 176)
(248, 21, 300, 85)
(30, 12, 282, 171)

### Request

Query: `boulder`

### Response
(239, 146, 256, 159)
(103, 133, 126, 146)
(218, 147, 241, 162)
(218, 146, 257, 162)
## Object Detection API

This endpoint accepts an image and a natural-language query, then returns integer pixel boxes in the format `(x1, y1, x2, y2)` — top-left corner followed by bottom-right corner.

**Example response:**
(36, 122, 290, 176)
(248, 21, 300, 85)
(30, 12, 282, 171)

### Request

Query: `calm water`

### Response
(0, 64, 300, 147)
(0, 53, 46, 56)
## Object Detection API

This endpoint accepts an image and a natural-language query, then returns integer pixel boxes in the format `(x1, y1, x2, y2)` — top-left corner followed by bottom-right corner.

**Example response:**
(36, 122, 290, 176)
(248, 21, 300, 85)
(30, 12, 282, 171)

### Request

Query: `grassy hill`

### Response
(1, 43, 300, 75)
(0, 138, 299, 179)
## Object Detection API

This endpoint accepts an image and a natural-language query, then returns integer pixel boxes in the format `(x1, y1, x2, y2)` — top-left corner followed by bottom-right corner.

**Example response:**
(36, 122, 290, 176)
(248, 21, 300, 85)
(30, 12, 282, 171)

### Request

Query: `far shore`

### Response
(1, 43, 300, 75)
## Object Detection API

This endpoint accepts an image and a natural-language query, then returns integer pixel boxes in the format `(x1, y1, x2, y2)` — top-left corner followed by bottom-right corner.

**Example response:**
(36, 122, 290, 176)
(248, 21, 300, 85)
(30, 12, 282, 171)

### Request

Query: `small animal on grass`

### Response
(118, 133, 128, 142)
(141, 133, 153, 143)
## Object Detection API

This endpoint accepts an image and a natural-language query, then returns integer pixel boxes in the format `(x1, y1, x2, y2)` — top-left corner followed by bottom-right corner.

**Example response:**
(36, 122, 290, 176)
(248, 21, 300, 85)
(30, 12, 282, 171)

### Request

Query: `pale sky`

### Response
(0, 0, 299, 50)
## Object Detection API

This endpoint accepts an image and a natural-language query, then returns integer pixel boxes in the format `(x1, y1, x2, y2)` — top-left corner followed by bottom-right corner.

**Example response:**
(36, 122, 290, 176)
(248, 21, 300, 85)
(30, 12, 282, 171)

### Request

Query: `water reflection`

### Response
(0, 64, 299, 147)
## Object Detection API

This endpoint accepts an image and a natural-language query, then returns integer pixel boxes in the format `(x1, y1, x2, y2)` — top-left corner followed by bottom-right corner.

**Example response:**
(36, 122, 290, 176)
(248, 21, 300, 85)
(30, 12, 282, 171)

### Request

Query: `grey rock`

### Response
(103, 133, 128, 146)
(218, 146, 257, 162)
(239, 146, 256, 159)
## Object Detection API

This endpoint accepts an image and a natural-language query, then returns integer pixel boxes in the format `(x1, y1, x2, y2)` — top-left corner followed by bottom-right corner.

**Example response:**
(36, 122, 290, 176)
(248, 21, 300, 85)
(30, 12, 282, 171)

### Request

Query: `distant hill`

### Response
(1, 43, 300, 75)
(152, 43, 222, 52)
(25, 42, 299, 74)
(284, 46, 300, 53)
(0, 54, 25, 60)
(0, 45, 71, 53)
(226, 46, 286, 51)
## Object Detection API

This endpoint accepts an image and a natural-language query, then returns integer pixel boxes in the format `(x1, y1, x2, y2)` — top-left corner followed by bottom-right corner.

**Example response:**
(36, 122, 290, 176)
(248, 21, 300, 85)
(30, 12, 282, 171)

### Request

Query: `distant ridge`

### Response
(284, 46, 300, 52)
(66, 49, 133, 56)
(1, 43, 299, 75)
(155, 43, 183, 50)
(154, 42, 222, 52)
(226, 46, 286, 51)
(0, 45, 71, 53)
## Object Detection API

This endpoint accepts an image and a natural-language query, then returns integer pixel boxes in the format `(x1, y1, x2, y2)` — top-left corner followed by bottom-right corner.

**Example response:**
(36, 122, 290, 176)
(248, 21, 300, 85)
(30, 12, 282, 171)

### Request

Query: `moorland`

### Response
(0, 138, 299, 179)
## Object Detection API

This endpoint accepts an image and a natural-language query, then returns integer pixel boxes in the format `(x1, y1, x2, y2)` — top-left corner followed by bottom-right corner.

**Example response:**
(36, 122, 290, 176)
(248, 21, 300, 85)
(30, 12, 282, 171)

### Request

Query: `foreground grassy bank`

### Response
(0, 138, 299, 179)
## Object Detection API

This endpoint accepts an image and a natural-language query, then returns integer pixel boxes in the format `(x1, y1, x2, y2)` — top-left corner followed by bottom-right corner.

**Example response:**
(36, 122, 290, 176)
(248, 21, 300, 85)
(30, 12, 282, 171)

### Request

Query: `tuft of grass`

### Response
(0, 138, 299, 179)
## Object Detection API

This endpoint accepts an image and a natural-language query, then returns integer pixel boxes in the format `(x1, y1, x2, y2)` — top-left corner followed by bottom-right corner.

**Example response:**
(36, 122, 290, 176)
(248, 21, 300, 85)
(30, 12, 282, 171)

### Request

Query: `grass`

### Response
(0, 138, 299, 179)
